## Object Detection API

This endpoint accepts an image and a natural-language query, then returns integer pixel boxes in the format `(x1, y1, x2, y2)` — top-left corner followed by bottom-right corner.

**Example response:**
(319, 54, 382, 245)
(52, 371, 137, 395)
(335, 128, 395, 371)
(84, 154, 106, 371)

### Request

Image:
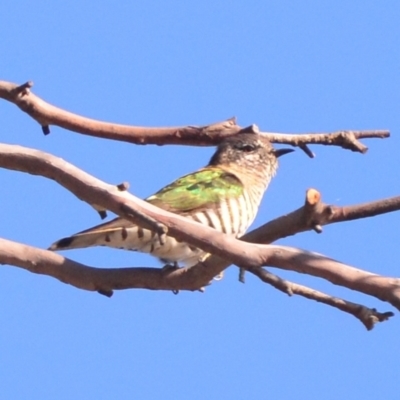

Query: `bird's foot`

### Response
(161, 262, 181, 294)
(161, 261, 180, 273)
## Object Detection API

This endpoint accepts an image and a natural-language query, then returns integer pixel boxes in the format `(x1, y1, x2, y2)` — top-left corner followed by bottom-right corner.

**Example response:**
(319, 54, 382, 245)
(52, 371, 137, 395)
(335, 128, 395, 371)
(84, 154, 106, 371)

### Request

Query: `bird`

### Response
(49, 133, 293, 267)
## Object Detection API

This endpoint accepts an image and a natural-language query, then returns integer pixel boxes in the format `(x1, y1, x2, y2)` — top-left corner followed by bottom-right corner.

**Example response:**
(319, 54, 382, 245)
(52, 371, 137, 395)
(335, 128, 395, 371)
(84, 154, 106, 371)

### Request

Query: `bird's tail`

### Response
(48, 218, 134, 251)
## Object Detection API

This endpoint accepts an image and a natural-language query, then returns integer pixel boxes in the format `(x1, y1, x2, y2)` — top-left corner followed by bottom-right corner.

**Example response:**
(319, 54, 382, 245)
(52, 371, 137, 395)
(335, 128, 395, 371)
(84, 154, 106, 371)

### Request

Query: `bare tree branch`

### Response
(2, 235, 395, 329)
(1, 143, 400, 322)
(0, 237, 207, 293)
(250, 267, 394, 330)
(0, 80, 242, 145)
(0, 80, 397, 328)
(0, 80, 389, 153)
(261, 130, 389, 154)
(0, 236, 397, 330)
(245, 188, 400, 245)
(238, 188, 400, 282)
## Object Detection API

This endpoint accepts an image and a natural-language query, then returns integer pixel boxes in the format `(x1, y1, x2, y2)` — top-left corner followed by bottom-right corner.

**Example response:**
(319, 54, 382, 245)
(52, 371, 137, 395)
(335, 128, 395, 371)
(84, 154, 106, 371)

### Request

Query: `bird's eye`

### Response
(240, 144, 255, 152)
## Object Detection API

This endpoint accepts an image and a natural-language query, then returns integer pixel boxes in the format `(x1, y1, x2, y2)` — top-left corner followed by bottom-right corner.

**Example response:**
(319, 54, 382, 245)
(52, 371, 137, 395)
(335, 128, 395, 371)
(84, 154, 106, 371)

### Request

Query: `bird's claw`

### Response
(161, 262, 180, 273)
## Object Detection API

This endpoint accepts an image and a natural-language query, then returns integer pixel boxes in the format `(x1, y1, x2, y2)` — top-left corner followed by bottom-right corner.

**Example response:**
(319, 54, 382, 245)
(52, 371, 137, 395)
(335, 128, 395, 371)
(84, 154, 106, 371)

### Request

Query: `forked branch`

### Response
(0, 79, 397, 329)
(0, 142, 400, 331)
(0, 237, 395, 330)
(250, 268, 394, 330)
(0, 80, 389, 153)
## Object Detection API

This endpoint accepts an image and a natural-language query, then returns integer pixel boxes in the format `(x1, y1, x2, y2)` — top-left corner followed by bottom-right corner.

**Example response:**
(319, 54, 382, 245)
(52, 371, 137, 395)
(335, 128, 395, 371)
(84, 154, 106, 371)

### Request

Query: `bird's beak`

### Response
(274, 148, 294, 158)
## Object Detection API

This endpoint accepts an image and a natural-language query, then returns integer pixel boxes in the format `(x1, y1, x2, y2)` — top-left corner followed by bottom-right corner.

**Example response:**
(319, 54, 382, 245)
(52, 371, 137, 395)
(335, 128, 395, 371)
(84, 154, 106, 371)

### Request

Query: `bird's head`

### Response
(208, 133, 293, 177)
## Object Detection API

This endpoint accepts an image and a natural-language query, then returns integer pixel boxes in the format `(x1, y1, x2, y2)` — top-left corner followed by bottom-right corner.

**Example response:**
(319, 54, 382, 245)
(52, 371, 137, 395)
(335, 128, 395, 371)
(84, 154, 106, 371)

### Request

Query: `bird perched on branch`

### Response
(49, 133, 293, 267)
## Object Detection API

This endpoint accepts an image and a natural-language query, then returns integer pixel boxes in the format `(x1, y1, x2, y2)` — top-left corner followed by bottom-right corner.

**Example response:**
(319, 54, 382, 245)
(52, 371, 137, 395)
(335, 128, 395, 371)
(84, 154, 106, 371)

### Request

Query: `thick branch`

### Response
(225, 188, 400, 297)
(0, 238, 211, 292)
(1, 237, 394, 329)
(0, 80, 389, 153)
(1, 235, 398, 331)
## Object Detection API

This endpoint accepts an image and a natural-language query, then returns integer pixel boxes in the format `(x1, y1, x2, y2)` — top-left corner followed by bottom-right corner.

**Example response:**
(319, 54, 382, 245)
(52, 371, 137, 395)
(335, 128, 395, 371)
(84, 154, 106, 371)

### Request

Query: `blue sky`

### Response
(1, 1, 400, 399)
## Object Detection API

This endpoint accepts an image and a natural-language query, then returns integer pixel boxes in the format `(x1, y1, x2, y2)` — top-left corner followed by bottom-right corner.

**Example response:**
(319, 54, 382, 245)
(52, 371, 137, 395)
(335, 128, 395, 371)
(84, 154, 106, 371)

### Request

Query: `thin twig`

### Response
(251, 267, 394, 330)
(261, 130, 389, 154)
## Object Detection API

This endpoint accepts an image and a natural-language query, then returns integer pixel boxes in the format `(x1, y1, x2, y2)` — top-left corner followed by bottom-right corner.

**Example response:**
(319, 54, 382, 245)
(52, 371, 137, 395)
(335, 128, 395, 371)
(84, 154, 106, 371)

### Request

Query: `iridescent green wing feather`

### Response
(146, 167, 243, 212)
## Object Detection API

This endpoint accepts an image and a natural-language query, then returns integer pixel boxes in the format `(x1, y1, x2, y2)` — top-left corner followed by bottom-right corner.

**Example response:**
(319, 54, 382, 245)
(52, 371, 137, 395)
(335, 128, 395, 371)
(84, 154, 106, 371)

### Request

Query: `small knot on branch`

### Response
(299, 144, 315, 158)
(97, 289, 113, 297)
(98, 210, 107, 219)
(335, 131, 368, 153)
(239, 124, 260, 134)
(357, 307, 394, 331)
(12, 81, 33, 97)
(302, 188, 330, 233)
(306, 188, 321, 206)
(312, 224, 323, 233)
(117, 181, 130, 191)
(200, 117, 240, 136)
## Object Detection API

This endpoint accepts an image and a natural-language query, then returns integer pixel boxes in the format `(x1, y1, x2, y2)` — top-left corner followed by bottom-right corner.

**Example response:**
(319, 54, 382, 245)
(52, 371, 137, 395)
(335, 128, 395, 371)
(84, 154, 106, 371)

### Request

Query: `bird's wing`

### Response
(49, 167, 243, 251)
(147, 167, 243, 213)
